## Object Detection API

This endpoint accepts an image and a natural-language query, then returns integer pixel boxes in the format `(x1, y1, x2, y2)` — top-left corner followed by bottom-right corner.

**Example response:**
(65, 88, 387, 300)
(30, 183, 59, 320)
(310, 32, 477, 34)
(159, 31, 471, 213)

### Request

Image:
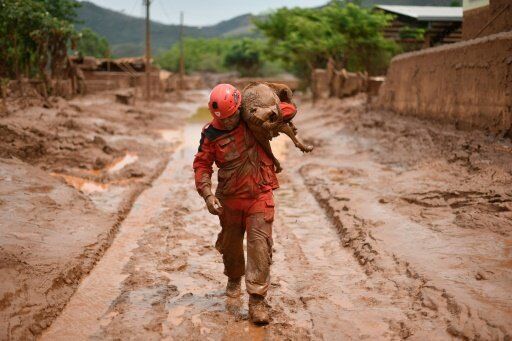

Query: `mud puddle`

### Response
(50, 152, 142, 193)
(1, 91, 207, 340)
(50, 173, 109, 193)
(107, 153, 139, 173)
(293, 96, 512, 339)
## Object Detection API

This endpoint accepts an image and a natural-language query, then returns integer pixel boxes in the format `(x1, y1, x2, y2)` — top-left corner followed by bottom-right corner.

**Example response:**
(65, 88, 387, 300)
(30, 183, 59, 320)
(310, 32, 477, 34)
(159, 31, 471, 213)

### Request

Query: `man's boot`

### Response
(226, 277, 241, 298)
(248, 294, 269, 324)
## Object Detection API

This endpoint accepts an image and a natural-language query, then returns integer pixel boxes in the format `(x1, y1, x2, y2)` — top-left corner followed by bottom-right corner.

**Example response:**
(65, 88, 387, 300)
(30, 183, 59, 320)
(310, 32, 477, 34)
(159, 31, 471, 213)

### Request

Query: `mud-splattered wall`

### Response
(377, 31, 512, 136)
(462, 0, 511, 40)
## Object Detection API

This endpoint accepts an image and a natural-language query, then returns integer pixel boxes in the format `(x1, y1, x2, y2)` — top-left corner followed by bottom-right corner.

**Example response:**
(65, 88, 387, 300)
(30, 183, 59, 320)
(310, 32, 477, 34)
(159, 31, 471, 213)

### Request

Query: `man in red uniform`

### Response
(193, 84, 279, 324)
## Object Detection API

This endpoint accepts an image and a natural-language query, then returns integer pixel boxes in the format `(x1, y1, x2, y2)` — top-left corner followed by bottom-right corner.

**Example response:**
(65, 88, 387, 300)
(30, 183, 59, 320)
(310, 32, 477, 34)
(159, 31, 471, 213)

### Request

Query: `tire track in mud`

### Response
(293, 98, 512, 340)
(298, 159, 511, 340)
(40, 139, 185, 340)
(270, 173, 410, 340)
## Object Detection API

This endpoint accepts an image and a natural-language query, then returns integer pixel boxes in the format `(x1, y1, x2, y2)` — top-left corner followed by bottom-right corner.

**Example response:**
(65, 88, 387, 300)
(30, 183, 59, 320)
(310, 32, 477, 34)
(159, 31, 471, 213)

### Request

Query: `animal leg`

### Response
(281, 123, 313, 153)
(288, 121, 298, 134)
(273, 157, 283, 173)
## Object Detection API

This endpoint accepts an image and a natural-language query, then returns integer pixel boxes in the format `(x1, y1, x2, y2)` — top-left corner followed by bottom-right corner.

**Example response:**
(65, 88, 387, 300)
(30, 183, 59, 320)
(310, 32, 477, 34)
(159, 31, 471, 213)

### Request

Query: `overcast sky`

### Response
(81, 0, 328, 26)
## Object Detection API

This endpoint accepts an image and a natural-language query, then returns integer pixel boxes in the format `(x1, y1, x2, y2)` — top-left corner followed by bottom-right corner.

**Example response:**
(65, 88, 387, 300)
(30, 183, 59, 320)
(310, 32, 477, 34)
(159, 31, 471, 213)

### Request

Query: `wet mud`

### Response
(295, 95, 512, 339)
(0, 91, 202, 340)
(43, 119, 425, 340)
(6, 91, 512, 340)
(42, 93, 511, 340)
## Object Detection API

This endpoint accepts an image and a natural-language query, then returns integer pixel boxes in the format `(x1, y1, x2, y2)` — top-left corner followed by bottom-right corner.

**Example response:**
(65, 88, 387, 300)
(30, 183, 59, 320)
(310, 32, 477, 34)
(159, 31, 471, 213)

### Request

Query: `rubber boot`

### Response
(226, 277, 241, 298)
(249, 294, 269, 325)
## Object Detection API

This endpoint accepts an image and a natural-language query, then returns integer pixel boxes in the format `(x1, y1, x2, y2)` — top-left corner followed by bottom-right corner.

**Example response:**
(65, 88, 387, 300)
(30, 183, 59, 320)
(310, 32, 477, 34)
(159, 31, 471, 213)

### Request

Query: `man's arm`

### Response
(193, 132, 223, 215)
(193, 132, 214, 198)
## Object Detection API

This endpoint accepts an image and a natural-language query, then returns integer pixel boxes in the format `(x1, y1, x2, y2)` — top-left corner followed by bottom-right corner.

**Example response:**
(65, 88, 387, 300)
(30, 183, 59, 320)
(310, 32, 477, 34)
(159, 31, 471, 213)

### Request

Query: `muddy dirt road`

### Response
(1, 90, 194, 339)
(30, 93, 512, 339)
(42, 111, 439, 340)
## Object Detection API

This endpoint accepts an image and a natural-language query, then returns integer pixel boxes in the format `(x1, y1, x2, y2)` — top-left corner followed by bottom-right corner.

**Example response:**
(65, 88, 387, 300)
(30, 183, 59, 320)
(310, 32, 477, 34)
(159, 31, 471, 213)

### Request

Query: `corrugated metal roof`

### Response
(376, 5, 463, 21)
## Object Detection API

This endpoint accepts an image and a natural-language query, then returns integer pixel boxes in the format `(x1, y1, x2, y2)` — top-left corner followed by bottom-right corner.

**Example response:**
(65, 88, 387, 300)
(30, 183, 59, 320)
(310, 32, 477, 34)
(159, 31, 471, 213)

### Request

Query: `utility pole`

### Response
(145, 0, 151, 100)
(179, 11, 185, 90)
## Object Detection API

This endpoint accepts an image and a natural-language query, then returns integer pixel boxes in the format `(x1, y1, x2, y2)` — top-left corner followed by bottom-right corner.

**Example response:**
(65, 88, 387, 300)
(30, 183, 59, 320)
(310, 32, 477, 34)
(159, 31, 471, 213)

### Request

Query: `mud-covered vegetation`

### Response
(0, 0, 110, 88)
(0, 0, 78, 80)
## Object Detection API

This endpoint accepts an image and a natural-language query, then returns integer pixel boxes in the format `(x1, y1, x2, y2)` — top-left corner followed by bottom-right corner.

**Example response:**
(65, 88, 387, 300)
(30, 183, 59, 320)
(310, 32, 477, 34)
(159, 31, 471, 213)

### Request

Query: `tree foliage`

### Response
(76, 28, 111, 58)
(399, 27, 426, 40)
(156, 37, 284, 77)
(224, 38, 264, 77)
(156, 38, 235, 74)
(254, 1, 398, 78)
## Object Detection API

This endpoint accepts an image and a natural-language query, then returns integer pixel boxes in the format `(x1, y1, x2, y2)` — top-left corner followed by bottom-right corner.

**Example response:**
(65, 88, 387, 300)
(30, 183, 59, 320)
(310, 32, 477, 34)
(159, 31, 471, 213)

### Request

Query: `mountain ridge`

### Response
(75, 1, 256, 56)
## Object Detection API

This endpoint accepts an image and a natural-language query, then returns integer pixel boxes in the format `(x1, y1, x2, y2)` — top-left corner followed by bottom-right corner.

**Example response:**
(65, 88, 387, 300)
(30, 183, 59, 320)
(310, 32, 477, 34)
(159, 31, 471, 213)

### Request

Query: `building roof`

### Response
(376, 5, 463, 22)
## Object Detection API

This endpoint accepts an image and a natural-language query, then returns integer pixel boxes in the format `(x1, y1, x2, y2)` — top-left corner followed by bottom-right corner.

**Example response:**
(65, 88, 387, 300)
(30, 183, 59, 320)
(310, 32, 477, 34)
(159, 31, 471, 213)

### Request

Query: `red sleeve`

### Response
(279, 102, 297, 121)
(193, 132, 215, 198)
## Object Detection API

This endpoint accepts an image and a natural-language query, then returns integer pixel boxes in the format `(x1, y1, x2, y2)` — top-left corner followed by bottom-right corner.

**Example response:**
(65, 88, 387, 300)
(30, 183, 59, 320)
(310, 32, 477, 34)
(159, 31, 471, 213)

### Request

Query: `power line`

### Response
(128, 0, 140, 17)
(157, 0, 174, 24)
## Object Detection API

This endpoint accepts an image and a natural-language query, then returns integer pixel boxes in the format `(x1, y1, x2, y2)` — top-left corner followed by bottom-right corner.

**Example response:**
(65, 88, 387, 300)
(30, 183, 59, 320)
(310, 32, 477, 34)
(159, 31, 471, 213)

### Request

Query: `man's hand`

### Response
(205, 195, 223, 215)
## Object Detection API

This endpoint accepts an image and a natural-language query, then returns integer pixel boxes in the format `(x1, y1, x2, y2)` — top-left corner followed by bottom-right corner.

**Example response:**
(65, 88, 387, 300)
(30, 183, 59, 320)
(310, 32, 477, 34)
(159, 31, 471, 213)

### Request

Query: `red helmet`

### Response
(208, 84, 242, 119)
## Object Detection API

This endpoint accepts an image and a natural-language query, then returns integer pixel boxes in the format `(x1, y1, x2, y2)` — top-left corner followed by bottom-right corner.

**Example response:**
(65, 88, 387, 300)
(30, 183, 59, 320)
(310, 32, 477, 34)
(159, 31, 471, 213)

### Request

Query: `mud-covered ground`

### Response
(38, 93, 512, 340)
(2, 90, 511, 340)
(296, 95, 512, 339)
(0, 90, 202, 340)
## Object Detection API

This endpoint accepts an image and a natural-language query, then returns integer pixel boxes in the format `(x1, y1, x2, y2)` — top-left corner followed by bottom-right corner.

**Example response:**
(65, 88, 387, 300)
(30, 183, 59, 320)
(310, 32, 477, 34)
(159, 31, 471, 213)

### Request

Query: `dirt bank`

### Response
(0, 90, 203, 340)
(295, 95, 512, 339)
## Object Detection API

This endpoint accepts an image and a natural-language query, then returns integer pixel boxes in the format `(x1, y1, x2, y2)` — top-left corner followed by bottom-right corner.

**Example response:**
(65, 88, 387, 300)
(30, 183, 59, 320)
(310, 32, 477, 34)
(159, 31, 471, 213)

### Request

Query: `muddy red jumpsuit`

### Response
(193, 120, 279, 296)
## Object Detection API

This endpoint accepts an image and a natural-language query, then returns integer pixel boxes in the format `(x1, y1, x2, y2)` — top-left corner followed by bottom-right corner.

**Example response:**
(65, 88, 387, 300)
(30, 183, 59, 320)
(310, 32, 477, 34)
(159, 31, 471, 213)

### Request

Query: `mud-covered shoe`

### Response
(226, 278, 241, 298)
(249, 294, 269, 325)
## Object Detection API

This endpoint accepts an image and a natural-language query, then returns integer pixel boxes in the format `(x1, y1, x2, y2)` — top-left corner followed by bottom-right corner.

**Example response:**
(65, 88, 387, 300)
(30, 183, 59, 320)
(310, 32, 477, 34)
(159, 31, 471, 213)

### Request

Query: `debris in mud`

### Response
(474, 272, 487, 281)
(115, 91, 135, 105)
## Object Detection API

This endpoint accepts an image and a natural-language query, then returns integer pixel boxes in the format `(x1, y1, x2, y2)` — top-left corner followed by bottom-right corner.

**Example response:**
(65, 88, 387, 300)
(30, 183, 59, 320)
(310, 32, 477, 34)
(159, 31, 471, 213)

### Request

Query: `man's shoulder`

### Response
(202, 121, 231, 142)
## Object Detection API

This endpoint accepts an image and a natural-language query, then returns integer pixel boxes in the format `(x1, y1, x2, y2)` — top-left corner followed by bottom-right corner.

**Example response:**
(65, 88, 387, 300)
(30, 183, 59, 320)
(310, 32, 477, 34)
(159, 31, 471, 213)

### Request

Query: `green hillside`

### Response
(75, 1, 256, 57)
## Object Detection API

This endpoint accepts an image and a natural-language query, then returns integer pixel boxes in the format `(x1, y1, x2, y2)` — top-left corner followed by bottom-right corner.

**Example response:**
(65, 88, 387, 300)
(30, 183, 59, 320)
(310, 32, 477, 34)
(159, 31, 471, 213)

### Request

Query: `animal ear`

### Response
(266, 82, 293, 103)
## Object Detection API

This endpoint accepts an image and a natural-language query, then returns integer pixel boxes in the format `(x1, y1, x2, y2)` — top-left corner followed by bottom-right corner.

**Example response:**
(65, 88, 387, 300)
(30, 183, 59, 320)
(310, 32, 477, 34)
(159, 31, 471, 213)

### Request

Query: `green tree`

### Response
(224, 38, 264, 77)
(255, 1, 398, 78)
(255, 7, 335, 80)
(0, 0, 46, 78)
(156, 38, 235, 73)
(322, 2, 398, 74)
(34, 0, 80, 22)
(76, 28, 111, 58)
